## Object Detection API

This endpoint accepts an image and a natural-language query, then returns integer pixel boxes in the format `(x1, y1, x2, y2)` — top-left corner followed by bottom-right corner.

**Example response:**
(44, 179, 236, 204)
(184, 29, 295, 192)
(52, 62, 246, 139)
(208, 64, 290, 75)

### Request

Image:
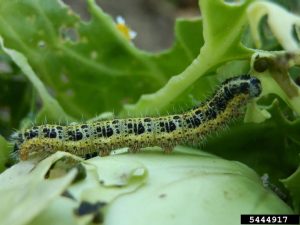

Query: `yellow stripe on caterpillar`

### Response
(11, 74, 262, 161)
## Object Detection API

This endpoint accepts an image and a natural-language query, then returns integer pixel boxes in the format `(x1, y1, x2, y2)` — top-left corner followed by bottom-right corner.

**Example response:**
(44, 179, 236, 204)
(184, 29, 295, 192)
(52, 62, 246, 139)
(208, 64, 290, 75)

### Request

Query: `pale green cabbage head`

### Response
(0, 149, 293, 225)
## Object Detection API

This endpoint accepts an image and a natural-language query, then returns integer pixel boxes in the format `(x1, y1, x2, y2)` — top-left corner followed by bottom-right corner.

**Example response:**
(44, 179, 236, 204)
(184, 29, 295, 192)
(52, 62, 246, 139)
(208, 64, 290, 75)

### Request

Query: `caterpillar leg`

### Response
(84, 152, 99, 160)
(93, 139, 111, 157)
(128, 146, 140, 153)
(99, 149, 110, 157)
(162, 144, 175, 154)
(19, 143, 31, 160)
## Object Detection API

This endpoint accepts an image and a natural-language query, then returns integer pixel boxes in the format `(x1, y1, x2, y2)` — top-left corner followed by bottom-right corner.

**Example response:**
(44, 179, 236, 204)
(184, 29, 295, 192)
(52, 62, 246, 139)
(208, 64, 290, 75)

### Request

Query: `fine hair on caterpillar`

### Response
(11, 74, 262, 161)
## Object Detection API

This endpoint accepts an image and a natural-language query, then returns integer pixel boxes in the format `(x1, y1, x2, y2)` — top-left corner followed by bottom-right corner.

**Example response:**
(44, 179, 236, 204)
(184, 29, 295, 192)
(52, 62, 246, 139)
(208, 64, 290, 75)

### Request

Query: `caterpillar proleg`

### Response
(11, 75, 262, 161)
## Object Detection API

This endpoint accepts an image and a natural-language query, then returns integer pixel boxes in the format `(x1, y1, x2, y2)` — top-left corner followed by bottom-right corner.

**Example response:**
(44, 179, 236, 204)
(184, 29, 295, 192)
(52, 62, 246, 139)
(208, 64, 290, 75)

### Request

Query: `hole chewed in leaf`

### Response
(74, 201, 107, 224)
(291, 24, 300, 46)
(45, 156, 86, 183)
(61, 0, 91, 21)
(37, 40, 46, 48)
(60, 26, 79, 43)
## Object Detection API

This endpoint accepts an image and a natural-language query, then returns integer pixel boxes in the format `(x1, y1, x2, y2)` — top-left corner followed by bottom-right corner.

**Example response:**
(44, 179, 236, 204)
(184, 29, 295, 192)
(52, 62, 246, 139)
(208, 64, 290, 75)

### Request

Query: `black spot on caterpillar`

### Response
(11, 75, 262, 161)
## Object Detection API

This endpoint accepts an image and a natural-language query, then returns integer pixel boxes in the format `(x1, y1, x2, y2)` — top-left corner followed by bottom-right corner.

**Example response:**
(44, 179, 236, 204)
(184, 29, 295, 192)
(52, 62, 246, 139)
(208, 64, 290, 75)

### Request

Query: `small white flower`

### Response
(115, 16, 137, 41)
(116, 16, 125, 25)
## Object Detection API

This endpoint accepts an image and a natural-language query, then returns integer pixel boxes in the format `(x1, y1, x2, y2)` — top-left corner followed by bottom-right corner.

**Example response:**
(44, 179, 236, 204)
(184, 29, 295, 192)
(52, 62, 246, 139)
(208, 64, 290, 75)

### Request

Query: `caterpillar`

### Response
(11, 75, 262, 161)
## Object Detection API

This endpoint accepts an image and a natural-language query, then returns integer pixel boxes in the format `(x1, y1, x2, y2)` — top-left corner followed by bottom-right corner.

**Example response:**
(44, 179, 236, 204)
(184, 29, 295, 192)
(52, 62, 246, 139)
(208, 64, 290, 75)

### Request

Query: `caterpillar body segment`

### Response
(11, 75, 262, 161)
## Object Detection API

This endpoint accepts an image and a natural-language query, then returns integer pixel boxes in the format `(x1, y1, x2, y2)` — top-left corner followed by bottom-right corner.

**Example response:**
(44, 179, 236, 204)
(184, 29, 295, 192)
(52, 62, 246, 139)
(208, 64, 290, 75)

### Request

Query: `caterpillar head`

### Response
(223, 75, 262, 99)
(248, 76, 262, 98)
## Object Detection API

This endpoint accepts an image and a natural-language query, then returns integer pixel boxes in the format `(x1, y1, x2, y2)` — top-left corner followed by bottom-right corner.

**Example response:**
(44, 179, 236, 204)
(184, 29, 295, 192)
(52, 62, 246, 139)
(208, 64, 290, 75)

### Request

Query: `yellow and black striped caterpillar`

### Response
(11, 75, 262, 161)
